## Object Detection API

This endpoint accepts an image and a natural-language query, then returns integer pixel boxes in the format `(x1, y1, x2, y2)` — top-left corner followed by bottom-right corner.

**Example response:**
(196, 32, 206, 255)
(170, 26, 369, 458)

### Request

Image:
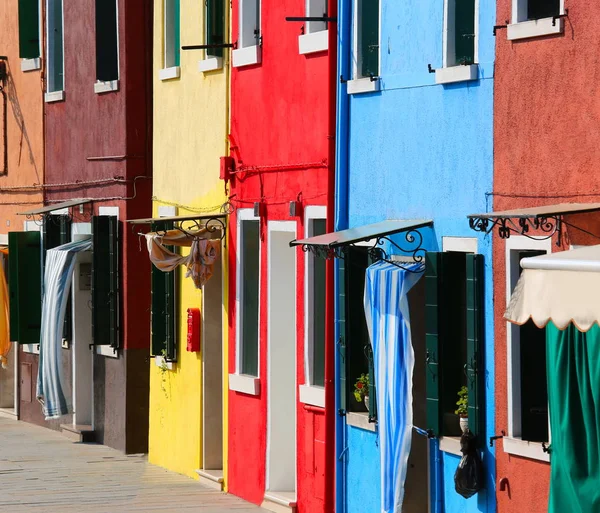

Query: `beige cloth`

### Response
(145, 229, 220, 289)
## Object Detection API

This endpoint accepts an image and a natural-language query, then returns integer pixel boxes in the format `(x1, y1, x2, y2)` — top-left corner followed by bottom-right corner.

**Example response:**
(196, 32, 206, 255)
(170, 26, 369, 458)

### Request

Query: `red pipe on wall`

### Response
(324, 1, 338, 511)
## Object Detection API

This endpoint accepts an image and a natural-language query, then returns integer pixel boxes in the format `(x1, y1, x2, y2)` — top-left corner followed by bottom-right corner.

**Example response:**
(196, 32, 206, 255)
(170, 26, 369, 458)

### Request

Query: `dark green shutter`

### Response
(425, 252, 442, 435)
(359, 0, 379, 78)
(455, 0, 475, 65)
(527, 0, 559, 21)
(206, 0, 224, 58)
(174, 0, 181, 66)
(367, 344, 377, 422)
(95, 0, 119, 81)
(240, 220, 259, 375)
(92, 216, 119, 348)
(8, 231, 42, 344)
(150, 221, 176, 360)
(338, 257, 347, 413)
(19, 0, 40, 59)
(466, 253, 484, 439)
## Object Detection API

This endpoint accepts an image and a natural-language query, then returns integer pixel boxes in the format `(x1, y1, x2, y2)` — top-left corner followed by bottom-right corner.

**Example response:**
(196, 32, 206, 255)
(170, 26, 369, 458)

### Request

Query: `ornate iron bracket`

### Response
(468, 214, 562, 246)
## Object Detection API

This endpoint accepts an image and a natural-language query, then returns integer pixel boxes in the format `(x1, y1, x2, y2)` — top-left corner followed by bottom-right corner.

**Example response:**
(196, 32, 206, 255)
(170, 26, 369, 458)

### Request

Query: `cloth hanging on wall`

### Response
(364, 261, 422, 513)
(145, 229, 220, 288)
(37, 238, 92, 420)
(0, 253, 10, 369)
(546, 322, 600, 513)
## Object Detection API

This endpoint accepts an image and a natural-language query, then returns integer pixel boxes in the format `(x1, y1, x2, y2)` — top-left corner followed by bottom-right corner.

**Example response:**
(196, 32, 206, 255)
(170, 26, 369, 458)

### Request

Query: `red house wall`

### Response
(227, 0, 332, 510)
(493, 1, 600, 510)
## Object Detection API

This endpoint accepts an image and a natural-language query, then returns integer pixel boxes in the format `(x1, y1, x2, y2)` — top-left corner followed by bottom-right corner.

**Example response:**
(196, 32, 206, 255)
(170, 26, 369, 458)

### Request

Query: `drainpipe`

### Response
(334, 0, 351, 511)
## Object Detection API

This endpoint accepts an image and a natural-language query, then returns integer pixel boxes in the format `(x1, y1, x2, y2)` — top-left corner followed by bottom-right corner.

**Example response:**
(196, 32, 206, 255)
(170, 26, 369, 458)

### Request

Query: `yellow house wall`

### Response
(148, 0, 229, 485)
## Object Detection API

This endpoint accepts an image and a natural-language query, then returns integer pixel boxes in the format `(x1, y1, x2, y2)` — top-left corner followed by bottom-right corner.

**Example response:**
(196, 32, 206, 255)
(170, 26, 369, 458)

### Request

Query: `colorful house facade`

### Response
(328, 0, 497, 511)
(226, 0, 335, 510)
(9, 0, 153, 454)
(143, 0, 230, 488)
(0, 0, 45, 421)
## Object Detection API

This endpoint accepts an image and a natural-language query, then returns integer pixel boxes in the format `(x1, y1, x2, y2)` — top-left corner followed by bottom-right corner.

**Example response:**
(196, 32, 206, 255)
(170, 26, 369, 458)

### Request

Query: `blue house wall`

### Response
(336, 0, 497, 512)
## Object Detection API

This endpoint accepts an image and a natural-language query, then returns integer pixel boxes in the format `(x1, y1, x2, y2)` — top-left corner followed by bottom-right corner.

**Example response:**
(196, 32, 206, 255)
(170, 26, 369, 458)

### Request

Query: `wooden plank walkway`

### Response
(0, 417, 266, 513)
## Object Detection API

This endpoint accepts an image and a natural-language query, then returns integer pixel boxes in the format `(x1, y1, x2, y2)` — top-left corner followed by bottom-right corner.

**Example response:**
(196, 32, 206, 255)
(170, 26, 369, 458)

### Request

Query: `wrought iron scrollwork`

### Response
(469, 214, 561, 245)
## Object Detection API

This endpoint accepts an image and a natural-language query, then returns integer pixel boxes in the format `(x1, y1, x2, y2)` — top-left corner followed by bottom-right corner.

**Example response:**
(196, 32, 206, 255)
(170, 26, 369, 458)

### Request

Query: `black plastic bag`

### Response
(454, 430, 484, 499)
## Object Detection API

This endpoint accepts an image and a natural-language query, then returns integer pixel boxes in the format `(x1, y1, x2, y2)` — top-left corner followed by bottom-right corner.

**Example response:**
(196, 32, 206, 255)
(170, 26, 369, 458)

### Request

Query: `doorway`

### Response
(266, 221, 297, 497)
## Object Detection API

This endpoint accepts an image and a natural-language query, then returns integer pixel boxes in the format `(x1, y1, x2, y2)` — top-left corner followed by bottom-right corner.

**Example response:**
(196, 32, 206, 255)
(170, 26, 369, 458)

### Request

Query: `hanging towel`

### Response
(37, 238, 92, 420)
(364, 261, 422, 513)
(0, 253, 10, 369)
(145, 229, 220, 288)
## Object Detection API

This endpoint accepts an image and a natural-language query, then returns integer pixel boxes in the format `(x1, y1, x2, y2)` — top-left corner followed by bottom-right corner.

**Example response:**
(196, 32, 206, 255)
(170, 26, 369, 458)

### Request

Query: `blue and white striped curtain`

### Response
(37, 238, 92, 419)
(364, 261, 422, 513)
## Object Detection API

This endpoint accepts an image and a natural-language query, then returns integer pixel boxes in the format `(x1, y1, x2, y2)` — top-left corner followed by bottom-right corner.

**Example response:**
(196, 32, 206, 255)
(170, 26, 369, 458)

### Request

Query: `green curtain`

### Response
(546, 323, 600, 513)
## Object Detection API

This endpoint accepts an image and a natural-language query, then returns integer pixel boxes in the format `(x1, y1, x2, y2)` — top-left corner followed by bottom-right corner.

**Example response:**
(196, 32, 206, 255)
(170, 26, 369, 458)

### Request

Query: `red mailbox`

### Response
(186, 308, 201, 352)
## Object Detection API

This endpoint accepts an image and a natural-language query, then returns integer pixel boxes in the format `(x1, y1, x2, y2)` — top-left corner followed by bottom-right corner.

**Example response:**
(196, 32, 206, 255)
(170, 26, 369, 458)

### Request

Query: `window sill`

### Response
(159, 66, 180, 81)
(22, 344, 40, 355)
(154, 355, 174, 370)
(298, 385, 325, 408)
(507, 17, 563, 41)
(21, 58, 41, 72)
(232, 46, 261, 68)
(95, 345, 118, 358)
(439, 436, 462, 456)
(198, 57, 223, 73)
(346, 411, 376, 432)
(503, 436, 550, 462)
(229, 373, 260, 395)
(299, 31, 328, 55)
(94, 80, 119, 94)
(435, 64, 478, 85)
(347, 77, 380, 95)
(45, 90, 65, 103)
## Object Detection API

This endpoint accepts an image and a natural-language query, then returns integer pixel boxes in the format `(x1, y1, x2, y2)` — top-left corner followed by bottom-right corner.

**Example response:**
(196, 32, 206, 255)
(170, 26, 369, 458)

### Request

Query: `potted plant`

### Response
(455, 385, 469, 433)
(354, 373, 370, 411)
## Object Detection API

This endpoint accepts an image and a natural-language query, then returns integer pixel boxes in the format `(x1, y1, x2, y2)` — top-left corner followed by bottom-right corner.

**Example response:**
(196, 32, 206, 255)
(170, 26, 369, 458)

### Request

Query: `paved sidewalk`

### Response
(0, 417, 265, 513)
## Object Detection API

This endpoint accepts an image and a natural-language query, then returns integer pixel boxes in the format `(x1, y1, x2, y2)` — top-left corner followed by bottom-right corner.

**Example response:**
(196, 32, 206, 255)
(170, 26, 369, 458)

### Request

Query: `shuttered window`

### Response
(239, 0, 260, 49)
(19, 0, 40, 59)
(357, 0, 379, 78)
(527, 0, 559, 21)
(150, 221, 177, 360)
(206, 0, 225, 58)
(454, 0, 475, 65)
(43, 215, 72, 342)
(425, 251, 485, 441)
(47, 0, 64, 92)
(8, 231, 42, 344)
(92, 216, 119, 348)
(164, 0, 180, 68)
(240, 219, 260, 376)
(306, 0, 328, 34)
(311, 219, 327, 387)
(95, 0, 119, 82)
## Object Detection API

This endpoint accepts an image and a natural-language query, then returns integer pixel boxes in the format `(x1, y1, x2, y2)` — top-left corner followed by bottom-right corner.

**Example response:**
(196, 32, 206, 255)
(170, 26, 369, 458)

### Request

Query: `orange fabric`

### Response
(0, 262, 10, 369)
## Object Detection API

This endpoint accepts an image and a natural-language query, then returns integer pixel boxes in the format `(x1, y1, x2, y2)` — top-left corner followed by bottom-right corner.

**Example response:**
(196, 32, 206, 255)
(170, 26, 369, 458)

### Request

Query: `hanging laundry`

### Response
(145, 229, 220, 288)
(37, 238, 92, 420)
(0, 251, 10, 370)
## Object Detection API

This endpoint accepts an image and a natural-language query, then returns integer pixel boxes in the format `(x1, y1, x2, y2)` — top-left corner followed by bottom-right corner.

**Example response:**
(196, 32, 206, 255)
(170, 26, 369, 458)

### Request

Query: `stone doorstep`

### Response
(195, 468, 224, 491)
(60, 424, 95, 443)
(261, 492, 297, 513)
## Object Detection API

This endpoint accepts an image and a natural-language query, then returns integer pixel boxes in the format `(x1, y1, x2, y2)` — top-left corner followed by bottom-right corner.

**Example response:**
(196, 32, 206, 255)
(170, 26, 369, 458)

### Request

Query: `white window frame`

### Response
(298, 0, 328, 55)
(198, 0, 224, 73)
(45, 0, 65, 102)
(229, 209, 261, 395)
(21, 0, 42, 73)
(21, 220, 42, 354)
(347, 0, 381, 95)
(160, 0, 181, 80)
(435, 0, 479, 85)
(94, 0, 120, 94)
(507, 0, 564, 41)
(299, 206, 326, 408)
(505, 236, 552, 462)
(232, 0, 261, 68)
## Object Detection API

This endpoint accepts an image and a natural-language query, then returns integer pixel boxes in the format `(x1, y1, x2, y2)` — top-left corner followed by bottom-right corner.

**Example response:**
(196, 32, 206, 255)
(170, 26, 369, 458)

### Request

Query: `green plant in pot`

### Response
(354, 373, 370, 411)
(455, 385, 469, 433)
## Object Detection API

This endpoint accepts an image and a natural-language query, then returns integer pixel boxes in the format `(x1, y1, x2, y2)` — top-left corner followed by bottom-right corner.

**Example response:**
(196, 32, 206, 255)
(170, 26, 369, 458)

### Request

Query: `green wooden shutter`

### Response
(359, 0, 379, 78)
(338, 257, 347, 414)
(367, 344, 377, 422)
(19, 0, 40, 59)
(174, 0, 181, 66)
(8, 231, 42, 344)
(466, 253, 484, 439)
(206, 0, 224, 58)
(527, 0, 559, 21)
(95, 0, 118, 81)
(150, 221, 176, 360)
(454, 0, 475, 65)
(425, 252, 442, 435)
(92, 216, 119, 348)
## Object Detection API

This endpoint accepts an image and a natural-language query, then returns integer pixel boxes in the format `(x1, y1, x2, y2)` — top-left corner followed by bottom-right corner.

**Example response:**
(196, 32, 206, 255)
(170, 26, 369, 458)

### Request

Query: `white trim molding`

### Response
(96, 345, 118, 358)
(198, 57, 223, 73)
(21, 58, 41, 72)
(503, 437, 550, 462)
(435, 64, 478, 85)
(442, 236, 478, 254)
(347, 78, 380, 95)
(439, 436, 462, 456)
(347, 412, 376, 432)
(298, 385, 325, 408)
(22, 344, 40, 355)
(94, 80, 119, 94)
(159, 66, 180, 81)
(508, 0, 565, 40)
(232, 45, 261, 68)
(45, 90, 65, 103)
(299, 31, 328, 55)
(229, 373, 261, 395)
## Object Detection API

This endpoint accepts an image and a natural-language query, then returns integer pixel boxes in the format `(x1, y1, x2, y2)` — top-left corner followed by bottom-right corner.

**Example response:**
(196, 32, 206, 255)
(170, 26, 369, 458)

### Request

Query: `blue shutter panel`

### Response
(425, 252, 442, 435)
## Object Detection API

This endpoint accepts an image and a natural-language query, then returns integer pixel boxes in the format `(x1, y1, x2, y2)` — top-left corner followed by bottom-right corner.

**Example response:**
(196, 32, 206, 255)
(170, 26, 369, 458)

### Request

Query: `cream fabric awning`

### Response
(505, 245, 600, 331)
